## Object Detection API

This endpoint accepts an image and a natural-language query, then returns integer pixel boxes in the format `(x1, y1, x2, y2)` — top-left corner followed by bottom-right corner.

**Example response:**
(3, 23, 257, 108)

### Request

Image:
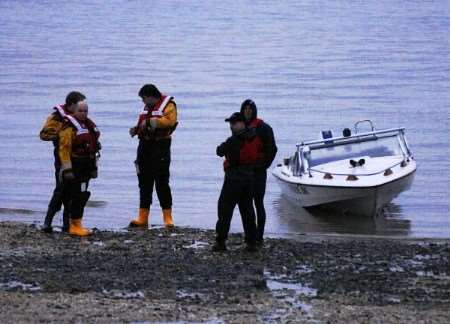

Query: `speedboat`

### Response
(272, 120, 416, 217)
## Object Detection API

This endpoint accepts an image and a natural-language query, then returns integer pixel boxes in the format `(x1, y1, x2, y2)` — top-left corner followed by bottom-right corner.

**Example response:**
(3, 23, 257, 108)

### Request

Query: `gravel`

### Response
(0, 221, 449, 323)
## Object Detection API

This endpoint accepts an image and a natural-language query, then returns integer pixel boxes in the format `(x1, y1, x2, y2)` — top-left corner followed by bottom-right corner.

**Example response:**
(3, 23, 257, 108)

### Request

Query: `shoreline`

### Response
(0, 221, 449, 323)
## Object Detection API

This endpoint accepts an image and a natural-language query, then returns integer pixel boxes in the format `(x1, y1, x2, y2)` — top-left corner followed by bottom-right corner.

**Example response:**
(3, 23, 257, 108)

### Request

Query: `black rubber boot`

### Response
(244, 242, 258, 253)
(62, 209, 70, 232)
(255, 238, 264, 247)
(42, 208, 58, 233)
(212, 241, 227, 252)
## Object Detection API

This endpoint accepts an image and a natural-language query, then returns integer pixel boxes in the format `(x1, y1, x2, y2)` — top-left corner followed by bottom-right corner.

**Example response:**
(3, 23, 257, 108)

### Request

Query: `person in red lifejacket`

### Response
(39, 91, 86, 233)
(213, 112, 261, 252)
(129, 84, 178, 228)
(58, 99, 100, 236)
(240, 99, 277, 244)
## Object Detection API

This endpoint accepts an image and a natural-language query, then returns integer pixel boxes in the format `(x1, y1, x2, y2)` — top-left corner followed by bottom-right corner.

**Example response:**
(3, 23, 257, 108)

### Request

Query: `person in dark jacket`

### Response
(240, 99, 277, 244)
(213, 112, 260, 252)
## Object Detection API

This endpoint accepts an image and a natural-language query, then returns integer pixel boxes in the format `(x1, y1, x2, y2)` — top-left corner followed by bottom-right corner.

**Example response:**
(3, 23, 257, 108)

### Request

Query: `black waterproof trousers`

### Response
(216, 167, 257, 244)
(43, 145, 70, 230)
(136, 138, 172, 210)
(63, 180, 90, 220)
(253, 168, 267, 241)
(62, 157, 95, 220)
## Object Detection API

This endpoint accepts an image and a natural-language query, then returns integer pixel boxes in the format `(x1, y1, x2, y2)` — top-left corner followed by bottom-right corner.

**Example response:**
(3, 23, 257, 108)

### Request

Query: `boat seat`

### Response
(321, 130, 333, 144)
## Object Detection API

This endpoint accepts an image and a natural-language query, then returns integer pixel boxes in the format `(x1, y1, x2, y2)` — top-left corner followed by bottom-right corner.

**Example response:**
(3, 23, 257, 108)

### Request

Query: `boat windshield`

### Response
(307, 134, 403, 167)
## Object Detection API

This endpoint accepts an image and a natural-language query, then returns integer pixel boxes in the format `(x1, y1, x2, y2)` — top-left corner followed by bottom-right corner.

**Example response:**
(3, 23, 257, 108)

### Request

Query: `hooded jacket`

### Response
(240, 100, 277, 169)
(216, 127, 264, 171)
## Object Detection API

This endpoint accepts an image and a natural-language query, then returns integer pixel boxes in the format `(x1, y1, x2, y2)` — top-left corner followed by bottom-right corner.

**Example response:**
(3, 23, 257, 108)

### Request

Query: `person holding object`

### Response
(39, 91, 86, 233)
(129, 84, 178, 228)
(240, 99, 277, 244)
(58, 98, 100, 236)
(213, 112, 261, 252)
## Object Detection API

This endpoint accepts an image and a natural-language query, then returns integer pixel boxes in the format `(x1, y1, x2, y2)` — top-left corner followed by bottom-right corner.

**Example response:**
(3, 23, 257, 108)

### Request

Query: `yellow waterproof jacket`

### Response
(58, 125, 77, 170)
(39, 113, 65, 141)
(142, 101, 178, 140)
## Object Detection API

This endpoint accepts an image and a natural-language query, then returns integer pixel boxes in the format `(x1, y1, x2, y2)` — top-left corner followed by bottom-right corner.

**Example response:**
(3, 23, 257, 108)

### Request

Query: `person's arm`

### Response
(217, 135, 239, 157)
(39, 115, 62, 141)
(148, 102, 177, 129)
(58, 126, 75, 180)
(217, 135, 242, 166)
(259, 123, 278, 168)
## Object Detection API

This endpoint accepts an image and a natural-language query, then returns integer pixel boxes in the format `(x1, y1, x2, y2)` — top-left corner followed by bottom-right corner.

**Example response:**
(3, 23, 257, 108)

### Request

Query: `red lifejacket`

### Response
(248, 118, 264, 129)
(136, 95, 174, 127)
(66, 115, 100, 157)
(241, 118, 264, 164)
(223, 134, 264, 170)
(239, 136, 264, 165)
(54, 104, 70, 119)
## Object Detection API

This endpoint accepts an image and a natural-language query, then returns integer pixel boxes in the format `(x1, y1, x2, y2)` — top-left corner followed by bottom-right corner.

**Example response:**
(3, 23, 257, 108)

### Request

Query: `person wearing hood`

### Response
(240, 99, 277, 244)
(39, 91, 86, 233)
(213, 112, 260, 252)
(58, 98, 100, 236)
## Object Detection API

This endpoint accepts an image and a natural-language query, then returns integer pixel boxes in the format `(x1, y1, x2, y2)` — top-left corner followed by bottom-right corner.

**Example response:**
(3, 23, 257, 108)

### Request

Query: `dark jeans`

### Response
(137, 138, 172, 210)
(216, 168, 257, 244)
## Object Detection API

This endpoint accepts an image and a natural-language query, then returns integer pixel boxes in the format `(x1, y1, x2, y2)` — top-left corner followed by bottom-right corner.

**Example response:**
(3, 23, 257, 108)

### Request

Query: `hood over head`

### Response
(240, 99, 257, 121)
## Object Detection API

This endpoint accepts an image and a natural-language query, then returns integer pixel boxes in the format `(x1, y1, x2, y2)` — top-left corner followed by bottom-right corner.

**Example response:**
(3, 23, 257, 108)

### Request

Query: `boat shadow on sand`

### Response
(273, 196, 411, 237)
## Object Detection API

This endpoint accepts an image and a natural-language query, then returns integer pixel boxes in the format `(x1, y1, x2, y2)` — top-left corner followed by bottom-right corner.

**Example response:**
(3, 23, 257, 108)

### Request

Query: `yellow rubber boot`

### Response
(163, 208, 174, 228)
(129, 208, 149, 227)
(69, 219, 92, 237)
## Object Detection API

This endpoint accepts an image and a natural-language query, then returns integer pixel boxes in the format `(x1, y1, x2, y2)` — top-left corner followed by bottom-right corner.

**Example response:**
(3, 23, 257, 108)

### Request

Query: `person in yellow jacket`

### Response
(129, 84, 178, 228)
(39, 91, 86, 233)
(59, 99, 101, 236)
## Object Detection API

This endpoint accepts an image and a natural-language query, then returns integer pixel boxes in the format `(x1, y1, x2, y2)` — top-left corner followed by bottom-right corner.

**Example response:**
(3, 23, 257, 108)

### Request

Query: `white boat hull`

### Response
(274, 169, 415, 217)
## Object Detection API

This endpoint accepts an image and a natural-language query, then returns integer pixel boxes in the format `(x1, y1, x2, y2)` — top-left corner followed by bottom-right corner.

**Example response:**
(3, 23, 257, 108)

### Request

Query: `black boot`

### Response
(42, 218, 53, 233)
(255, 238, 264, 247)
(212, 241, 227, 252)
(42, 209, 57, 233)
(244, 242, 258, 252)
(62, 209, 70, 232)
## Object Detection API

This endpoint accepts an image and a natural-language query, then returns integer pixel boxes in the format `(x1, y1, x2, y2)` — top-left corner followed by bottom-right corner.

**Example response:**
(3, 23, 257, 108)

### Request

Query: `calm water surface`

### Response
(0, 0, 449, 238)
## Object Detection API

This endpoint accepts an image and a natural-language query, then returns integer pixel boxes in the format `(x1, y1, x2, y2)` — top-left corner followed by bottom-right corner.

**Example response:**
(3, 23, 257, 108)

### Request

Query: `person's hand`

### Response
(129, 127, 137, 137)
(90, 169, 98, 179)
(139, 119, 147, 133)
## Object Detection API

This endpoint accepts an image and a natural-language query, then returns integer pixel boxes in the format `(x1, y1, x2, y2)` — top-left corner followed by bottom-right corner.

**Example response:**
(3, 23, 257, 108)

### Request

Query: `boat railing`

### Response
(292, 127, 413, 177)
(354, 120, 375, 133)
(298, 127, 405, 147)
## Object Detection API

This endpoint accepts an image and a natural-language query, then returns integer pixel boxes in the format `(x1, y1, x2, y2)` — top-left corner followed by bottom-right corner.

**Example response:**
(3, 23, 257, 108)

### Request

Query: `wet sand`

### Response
(0, 221, 449, 323)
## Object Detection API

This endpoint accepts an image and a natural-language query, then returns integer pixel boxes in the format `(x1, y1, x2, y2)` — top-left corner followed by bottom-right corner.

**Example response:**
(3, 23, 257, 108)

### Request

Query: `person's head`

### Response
(138, 84, 162, 109)
(73, 100, 88, 121)
(225, 112, 246, 134)
(240, 99, 257, 122)
(65, 91, 86, 113)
